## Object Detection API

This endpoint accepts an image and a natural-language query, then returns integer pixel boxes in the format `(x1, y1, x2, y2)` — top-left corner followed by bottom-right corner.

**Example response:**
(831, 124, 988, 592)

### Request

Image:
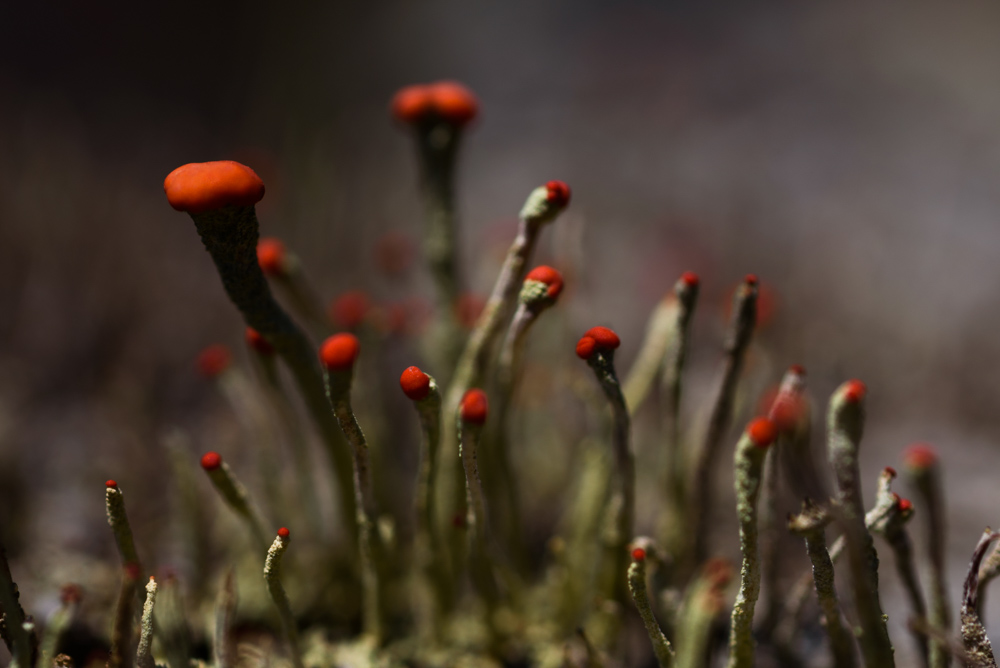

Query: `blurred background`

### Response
(3, 0, 1000, 663)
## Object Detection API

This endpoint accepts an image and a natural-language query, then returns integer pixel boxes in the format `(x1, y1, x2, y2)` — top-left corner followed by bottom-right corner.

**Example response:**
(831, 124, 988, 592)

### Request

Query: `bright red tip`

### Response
(391, 85, 433, 124)
(842, 379, 867, 403)
(545, 181, 571, 208)
(898, 498, 913, 513)
(744, 274, 759, 287)
(200, 452, 222, 471)
(789, 364, 806, 375)
(245, 327, 274, 356)
(330, 291, 370, 330)
(164, 161, 265, 214)
(460, 389, 489, 425)
(680, 271, 699, 288)
(904, 443, 938, 470)
(575, 336, 597, 359)
(884, 466, 897, 478)
(747, 417, 777, 448)
(197, 344, 232, 379)
(525, 265, 564, 298)
(631, 547, 646, 562)
(392, 81, 478, 126)
(277, 527, 290, 539)
(585, 326, 621, 350)
(400, 366, 432, 401)
(257, 238, 287, 276)
(105, 480, 118, 489)
(320, 333, 361, 372)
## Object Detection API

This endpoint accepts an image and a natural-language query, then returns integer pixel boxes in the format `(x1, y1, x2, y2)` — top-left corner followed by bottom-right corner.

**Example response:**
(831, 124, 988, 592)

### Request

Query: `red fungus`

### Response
(545, 180, 571, 208)
(884, 466, 897, 478)
(680, 271, 699, 288)
(898, 498, 914, 513)
(197, 344, 231, 378)
(277, 527, 290, 539)
(631, 547, 646, 562)
(330, 291, 370, 330)
(164, 161, 265, 214)
(391, 85, 433, 123)
(400, 366, 432, 401)
(105, 480, 118, 489)
(460, 389, 489, 424)
(200, 452, 222, 471)
(747, 417, 777, 448)
(320, 333, 361, 372)
(245, 327, 274, 356)
(525, 265, 564, 299)
(744, 274, 759, 287)
(427, 81, 479, 126)
(584, 326, 621, 350)
(575, 336, 597, 360)
(789, 364, 806, 376)
(904, 443, 938, 470)
(842, 380, 867, 404)
(257, 238, 287, 276)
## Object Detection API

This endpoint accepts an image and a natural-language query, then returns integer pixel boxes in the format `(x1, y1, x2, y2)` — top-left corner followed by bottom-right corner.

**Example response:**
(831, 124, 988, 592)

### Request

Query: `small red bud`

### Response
(575, 336, 597, 360)
(789, 364, 806, 375)
(525, 265, 564, 298)
(245, 327, 274, 355)
(105, 480, 118, 489)
(584, 326, 621, 350)
(257, 238, 287, 276)
(631, 547, 646, 562)
(884, 466, 897, 478)
(200, 451, 222, 471)
(744, 274, 759, 287)
(903, 443, 937, 470)
(277, 527, 290, 539)
(680, 271, 699, 288)
(197, 344, 232, 378)
(330, 291, 370, 330)
(545, 180, 571, 208)
(460, 389, 489, 424)
(391, 85, 433, 124)
(842, 379, 867, 403)
(400, 366, 431, 401)
(898, 498, 913, 513)
(320, 333, 361, 372)
(747, 417, 777, 448)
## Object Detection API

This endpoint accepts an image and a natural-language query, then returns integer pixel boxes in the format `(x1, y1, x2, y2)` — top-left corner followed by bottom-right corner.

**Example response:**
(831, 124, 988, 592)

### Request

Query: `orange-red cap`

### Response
(460, 389, 489, 424)
(164, 161, 265, 214)
(525, 265, 564, 299)
(391, 81, 478, 127)
(631, 547, 646, 562)
(245, 327, 274, 355)
(320, 333, 361, 372)
(545, 181, 571, 208)
(400, 366, 431, 401)
(576, 326, 621, 360)
(277, 527, 290, 539)
(200, 452, 222, 471)
(747, 417, 777, 448)
(842, 380, 867, 403)
(904, 443, 938, 470)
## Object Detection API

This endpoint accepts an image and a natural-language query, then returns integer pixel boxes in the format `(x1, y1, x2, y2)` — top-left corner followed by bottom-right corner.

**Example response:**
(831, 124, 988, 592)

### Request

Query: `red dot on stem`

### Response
(680, 271, 699, 288)
(789, 364, 806, 375)
(904, 443, 938, 470)
(257, 238, 287, 277)
(747, 417, 777, 448)
(545, 181, 571, 207)
(575, 336, 597, 360)
(584, 326, 620, 350)
(400, 366, 432, 401)
(245, 327, 275, 356)
(631, 547, 646, 562)
(898, 498, 913, 512)
(320, 333, 361, 372)
(277, 527, 290, 539)
(197, 344, 232, 379)
(200, 452, 222, 471)
(525, 265, 564, 298)
(460, 389, 489, 424)
(105, 480, 118, 489)
(884, 466, 897, 478)
(842, 379, 867, 403)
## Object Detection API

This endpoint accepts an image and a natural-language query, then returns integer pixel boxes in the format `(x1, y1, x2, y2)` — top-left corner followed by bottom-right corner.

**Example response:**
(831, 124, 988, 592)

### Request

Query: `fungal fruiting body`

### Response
(164, 161, 265, 214)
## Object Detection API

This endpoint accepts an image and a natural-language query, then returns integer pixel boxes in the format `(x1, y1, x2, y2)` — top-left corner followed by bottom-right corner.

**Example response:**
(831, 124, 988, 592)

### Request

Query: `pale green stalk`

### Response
(264, 531, 304, 668)
(136, 577, 157, 668)
(627, 548, 674, 667)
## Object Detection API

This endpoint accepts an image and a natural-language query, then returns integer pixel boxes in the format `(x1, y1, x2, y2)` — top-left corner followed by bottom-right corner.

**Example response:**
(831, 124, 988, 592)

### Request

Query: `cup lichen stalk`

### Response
(576, 326, 634, 608)
(827, 380, 895, 668)
(264, 527, 305, 668)
(108, 563, 141, 668)
(136, 576, 157, 668)
(164, 160, 357, 544)
(400, 365, 452, 637)
(0, 542, 31, 667)
(257, 237, 331, 339)
(199, 452, 271, 555)
(787, 500, 857, 668)
(441, 181, 570, 575)
(691, 275, 758, 565)
(726, 416, 777, 668)
(657, 272, 699, 551)
(104, 480, 142, 573)
(320, 332, 383, 643)
(627, 544, 674, 667)
(960, 529, 1000, 667)
(905, 443, 952, 668)
(869, 467, 927, 666)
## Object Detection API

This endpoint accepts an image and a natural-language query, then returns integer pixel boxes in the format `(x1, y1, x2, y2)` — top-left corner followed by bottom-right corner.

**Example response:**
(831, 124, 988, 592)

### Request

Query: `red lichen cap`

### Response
(576, 326, 621, 360)
(245, 327, 274, 356)
(60, 583, 83, 605)
(400, 366, 432, 401)
(904, 443, 938, 470)
(391, 81, 478, 126)
(744, 274, 759, 287)
(525, 265, 564, 299)
(197, 344, 232, 378)
(842, 379, 867, 404)
(391, 85, 433, 123)
(257, 238, 287, 276)
(789, 364, 806, 376)
(898, 498, 914, 513)
(884, 466, 897, 478)
(106, 480, 118, 489)
(330, 291, 370, 330)
(200, 452, 222, 471)
(277, 527, 290, 539)
(164, 161, 265, 214)
(545, 181, 571, 208)
(680, 271, 699, 288)
(320, 333, 361, 372)
(460, 389, 489, 424)
(631, 547, 646, 562)
(747, 417, 778, 448)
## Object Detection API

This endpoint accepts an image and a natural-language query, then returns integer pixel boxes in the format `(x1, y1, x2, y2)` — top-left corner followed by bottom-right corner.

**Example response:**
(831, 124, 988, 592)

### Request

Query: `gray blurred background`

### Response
(2, 0, 1000, 662)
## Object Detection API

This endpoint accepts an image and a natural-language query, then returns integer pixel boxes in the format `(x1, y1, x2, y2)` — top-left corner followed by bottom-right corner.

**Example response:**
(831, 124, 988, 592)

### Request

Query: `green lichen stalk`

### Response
(264, 529, 305, 668)
(626, 543, 674, 668)
(136, 577, 157, 668)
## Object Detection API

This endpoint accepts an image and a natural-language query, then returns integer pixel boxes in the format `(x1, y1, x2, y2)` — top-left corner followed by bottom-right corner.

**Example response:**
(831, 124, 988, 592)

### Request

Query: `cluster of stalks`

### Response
(3, 80, 1000, 668)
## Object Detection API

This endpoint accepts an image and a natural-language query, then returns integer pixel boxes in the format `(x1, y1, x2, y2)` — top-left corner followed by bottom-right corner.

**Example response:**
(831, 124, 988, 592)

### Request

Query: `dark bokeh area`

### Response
(3, 0, 1000, 663)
